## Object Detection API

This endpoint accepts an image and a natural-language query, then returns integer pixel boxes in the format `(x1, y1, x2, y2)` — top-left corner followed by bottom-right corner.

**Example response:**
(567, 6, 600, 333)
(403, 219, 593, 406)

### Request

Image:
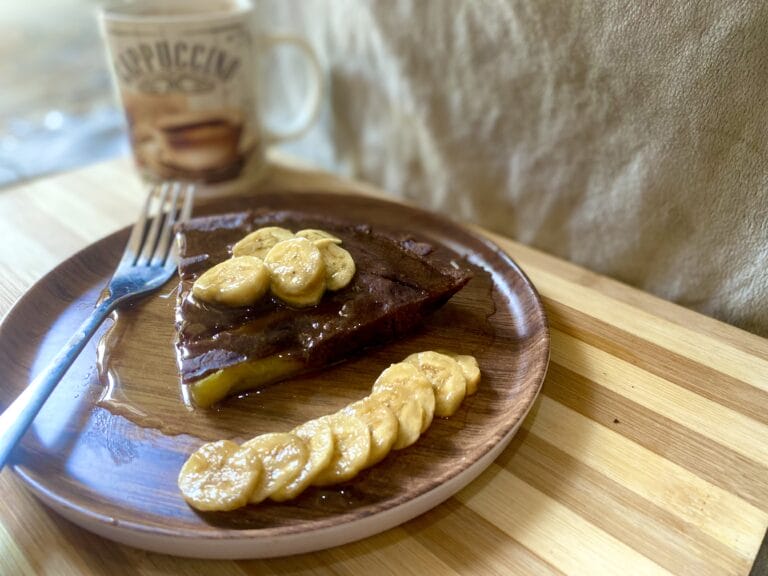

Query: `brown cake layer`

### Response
(175, 209, 472, 386)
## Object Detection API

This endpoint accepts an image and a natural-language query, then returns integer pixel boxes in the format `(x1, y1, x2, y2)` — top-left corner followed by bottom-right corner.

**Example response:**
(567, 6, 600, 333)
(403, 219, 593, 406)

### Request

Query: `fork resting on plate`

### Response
(0, 181, 194, 470)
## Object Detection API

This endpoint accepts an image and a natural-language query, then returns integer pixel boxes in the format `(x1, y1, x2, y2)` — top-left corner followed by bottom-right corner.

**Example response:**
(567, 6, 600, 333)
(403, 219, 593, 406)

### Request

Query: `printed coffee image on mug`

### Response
(100, 0, 322, 185)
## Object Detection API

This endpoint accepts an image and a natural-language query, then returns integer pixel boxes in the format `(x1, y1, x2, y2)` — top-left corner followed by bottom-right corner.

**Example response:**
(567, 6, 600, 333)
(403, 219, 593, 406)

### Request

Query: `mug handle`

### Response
(259, 35, 324, 144)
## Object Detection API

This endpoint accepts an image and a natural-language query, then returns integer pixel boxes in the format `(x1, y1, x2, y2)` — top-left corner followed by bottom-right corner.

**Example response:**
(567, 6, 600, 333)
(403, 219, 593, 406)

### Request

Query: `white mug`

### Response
(99, 0, 323, 188)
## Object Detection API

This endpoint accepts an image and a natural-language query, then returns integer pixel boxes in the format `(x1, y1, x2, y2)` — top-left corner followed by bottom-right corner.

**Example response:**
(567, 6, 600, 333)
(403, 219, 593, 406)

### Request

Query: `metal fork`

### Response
(0, 181, 194, 470)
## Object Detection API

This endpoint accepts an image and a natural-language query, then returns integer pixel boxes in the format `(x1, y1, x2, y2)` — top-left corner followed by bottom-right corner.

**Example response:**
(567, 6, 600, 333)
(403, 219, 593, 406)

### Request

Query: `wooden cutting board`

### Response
(0, 157, 766, 575)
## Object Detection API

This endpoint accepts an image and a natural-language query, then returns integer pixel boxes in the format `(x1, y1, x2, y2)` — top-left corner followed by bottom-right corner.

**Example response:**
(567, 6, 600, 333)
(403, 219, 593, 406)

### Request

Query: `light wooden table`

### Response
(1, 158, 766, 575)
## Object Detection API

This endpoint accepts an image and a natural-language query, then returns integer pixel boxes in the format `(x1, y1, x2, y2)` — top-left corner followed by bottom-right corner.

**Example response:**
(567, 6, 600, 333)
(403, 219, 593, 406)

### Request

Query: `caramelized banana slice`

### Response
(232, 226, 294, 258)
(449, 354, 481, 395)
(178, 440, 262, 511)
(265, 237, 327, 307)
(273, 283, 328, 308)
(342, 397, 399, 467)
(405, 351, 467, 417)
(372, 362, 436, 433)
(271, 418, 335, 501)
(295, 229, 342, 247)
(370, 389, 423, 450)
(243, 432, 308, 503)
(192, 256, 270, 307)
(319, 243, 356, 291)
(312, 413, 371, 486)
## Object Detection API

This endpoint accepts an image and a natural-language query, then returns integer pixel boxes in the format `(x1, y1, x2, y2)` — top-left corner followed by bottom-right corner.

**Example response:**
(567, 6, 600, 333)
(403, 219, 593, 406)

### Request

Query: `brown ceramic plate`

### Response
(0, 191, 549, 558)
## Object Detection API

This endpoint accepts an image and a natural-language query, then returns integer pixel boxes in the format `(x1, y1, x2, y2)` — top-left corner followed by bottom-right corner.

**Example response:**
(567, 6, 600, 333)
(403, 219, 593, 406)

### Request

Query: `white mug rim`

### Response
(100, 0, 252, 26)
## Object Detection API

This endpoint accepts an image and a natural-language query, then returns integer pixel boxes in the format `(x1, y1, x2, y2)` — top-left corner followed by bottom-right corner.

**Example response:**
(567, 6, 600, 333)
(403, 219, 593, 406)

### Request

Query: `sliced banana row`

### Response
(178, 351, 480, 511)
(192, 226, 356, 308)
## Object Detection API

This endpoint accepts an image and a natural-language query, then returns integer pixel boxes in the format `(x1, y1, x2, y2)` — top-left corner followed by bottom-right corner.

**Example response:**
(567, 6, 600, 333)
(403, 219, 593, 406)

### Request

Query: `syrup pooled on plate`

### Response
(96, 277, 369, 441)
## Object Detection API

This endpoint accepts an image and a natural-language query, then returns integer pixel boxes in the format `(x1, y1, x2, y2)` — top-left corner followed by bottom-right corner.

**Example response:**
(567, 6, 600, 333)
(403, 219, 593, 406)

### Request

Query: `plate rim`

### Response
(16, 414, 533, 558)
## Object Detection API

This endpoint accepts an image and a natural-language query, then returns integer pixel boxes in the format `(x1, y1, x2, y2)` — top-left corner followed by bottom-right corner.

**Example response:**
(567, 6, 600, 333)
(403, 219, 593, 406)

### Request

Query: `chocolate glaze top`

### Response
(175, 209, 472, 383)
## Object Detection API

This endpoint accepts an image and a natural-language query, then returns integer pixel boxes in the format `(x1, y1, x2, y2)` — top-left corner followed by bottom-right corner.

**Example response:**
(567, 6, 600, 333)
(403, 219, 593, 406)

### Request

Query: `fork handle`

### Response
(0, 298, 116, 470)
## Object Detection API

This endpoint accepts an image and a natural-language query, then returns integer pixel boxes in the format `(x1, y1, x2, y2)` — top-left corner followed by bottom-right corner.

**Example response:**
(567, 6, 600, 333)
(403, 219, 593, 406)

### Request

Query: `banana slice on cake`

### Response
(178, 440, 263, 512)
(312, 412, 371, 486)
(295, 229, 353, 289)
(271, 418, 335, 501)
(264, 237, 327, 307)
(295, 229, 342, 247)
(192, 256, 270, 307)
(232, 226, 294, 258)
(242, 432, 309, 503)
(405, 351, 467, 417)
(342, 397, 399, 467)
(319, 243, 356, 291)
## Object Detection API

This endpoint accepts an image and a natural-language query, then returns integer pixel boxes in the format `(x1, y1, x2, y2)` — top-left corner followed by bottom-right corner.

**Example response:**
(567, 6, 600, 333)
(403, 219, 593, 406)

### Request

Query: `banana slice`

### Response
(192, 256, 270, 307)
(242, 432, 308, 503)
(264, 237, 327, 307)
(342, 397, 399, 467)
(405, 351, 467, 417)
(450, 353, 481, 395)
(178, 440, 263, 512)
(295, 229, 342, 247)
(312, 413, 371, 486)
(372, 362, 436, 434)
(369, 389, 423, 450)
(274, 284, 327, 308)
(271, 418, 335, 501)
(319, 243, 356, 291)
(232, 226, 294, 258)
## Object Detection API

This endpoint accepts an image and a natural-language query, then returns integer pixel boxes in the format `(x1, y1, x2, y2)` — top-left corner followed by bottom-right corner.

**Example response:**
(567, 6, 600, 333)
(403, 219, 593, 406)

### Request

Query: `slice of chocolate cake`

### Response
(175, 209, 472, 407)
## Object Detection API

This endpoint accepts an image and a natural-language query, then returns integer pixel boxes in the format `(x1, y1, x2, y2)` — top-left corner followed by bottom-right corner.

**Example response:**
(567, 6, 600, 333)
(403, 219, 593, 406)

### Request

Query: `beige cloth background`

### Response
(256, 0, 768, 337)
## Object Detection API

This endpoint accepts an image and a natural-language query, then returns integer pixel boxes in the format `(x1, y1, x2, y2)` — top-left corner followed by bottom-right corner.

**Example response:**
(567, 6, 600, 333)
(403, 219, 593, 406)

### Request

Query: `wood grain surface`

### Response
(1, 157, 767, 575)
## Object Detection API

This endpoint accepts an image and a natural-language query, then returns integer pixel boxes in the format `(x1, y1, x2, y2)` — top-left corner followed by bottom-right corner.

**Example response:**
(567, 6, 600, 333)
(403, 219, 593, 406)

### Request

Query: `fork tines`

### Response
(124, 181, 195, 269)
